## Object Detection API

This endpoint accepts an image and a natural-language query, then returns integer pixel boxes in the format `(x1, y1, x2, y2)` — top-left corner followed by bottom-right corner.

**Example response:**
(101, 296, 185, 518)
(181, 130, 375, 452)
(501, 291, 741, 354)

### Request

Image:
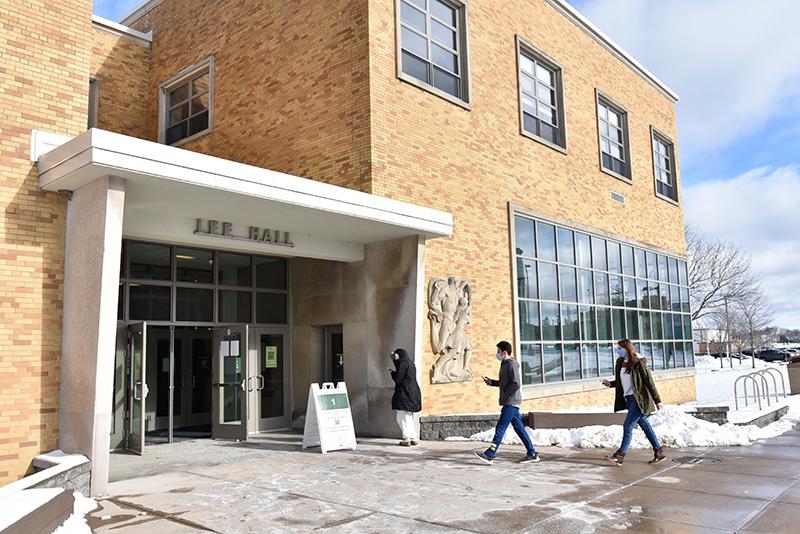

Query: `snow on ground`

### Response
(449, 356, 800, 449)
(50, 492, 96, 534)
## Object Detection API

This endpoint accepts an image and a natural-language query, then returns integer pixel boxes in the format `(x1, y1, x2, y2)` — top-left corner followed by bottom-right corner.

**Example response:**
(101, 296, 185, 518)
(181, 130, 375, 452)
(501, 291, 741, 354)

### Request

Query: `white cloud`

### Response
(683, 165, 800, 329)
(569, 0, 800, 162)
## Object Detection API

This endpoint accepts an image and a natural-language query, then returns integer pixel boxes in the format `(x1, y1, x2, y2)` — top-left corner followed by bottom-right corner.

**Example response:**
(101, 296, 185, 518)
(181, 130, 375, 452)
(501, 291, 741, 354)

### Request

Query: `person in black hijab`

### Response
(389, 348, 422, 446)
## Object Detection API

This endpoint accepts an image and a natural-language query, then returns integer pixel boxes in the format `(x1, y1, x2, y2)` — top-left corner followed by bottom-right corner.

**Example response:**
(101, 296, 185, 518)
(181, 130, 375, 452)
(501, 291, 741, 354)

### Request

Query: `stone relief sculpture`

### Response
(428, 275, 473, 383)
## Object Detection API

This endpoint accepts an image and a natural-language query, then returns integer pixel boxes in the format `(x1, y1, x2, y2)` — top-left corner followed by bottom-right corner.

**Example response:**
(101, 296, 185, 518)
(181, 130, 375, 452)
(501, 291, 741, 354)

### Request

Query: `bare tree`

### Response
(685, 223, 758, 322)
(736, 286, 775, 368)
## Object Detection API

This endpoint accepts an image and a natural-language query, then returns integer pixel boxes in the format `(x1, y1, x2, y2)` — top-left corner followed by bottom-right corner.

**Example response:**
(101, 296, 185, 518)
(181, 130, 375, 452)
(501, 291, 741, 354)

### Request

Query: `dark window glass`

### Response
(683, 314, 692, 339)
(646, 251, 658, 280)
(176, 287, 213, 322)
(130, 243, 171, 280)
(537, 222, 557, 261)
(680, 287, 690, 313)
(557, 228, 575, 265)
(539, 262, 558, 301)
(402, 51, 429, 83)
(623, 277, 636, 307)
(634, 248, 646, 278)
(599, 342, 614, 375)
(621, 245, 634, 275)
(218, 253, 251, 287)
(663, 313, 673, 340)
(611, 308, 625, 339)
(562, 304, 579, 341)
(519, 301, 541, 342)
(118, 283, 124, 320)
(676, 343, 685, 367)
(597, 307, 612, 340)
(580, 306, 597, 340)
(176, 248, 213, 284)
(641, 312, 652, 340)
(543, 343, 563, 382)
(517, 259, 537, 299)
(607, 241, 621, 274)
(521, 344, 543, 384)
(668, 257, 679, 284)
(577, 269, 594, 304)
(640, 343, 653, 368)
(256, 257, 287, 289)
(679, 260, 688, 286)
(592, 236, 607, 271)
(670, 285, 680, 312)
(515, 216, 536, 258)
(626, 310, 639, 340)
(637, 279, 649, 308)
(575, 233, 592, 268)
(256, 293, 287, 324)
(559, 266, 577, 302)
(541, 302, 560, 341)
(652, 312, 664, 340)
(582, 344, 599, 378)
(673, 313, 683, 340)
(595, 272, 609, 306)
(657, 255, 668, 281)
(659, 283, 669, 311)
(652, 343, 665, 370)
(129, 284, 171, 321)
(564, 344, 581, 381)
(219, 290, 252, 323)
(610, 275, 623, 306)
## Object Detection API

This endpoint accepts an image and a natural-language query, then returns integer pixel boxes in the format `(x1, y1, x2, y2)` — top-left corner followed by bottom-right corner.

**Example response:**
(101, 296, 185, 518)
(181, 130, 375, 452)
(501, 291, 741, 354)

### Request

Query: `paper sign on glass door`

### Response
(265, 346, 278, 368)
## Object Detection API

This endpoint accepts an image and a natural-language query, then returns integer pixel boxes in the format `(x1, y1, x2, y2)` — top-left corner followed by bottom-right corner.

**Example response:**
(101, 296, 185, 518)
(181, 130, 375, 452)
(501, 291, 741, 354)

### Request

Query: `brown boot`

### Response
(604, 449, 625, 466)
(649, 447, 666, 464)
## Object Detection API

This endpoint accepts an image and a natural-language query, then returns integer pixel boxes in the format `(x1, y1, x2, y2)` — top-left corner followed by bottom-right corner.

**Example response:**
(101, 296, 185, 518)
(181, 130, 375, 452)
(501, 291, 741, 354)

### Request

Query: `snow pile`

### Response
(451, 358, 800, 449)
(52, 492, 97, 534)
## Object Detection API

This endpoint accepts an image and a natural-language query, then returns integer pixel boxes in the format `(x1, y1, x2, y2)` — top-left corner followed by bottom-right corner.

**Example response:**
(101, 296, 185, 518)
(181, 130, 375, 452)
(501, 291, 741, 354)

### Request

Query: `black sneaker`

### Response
(474, 451, 494, 465)
(518, 453, 540, 463)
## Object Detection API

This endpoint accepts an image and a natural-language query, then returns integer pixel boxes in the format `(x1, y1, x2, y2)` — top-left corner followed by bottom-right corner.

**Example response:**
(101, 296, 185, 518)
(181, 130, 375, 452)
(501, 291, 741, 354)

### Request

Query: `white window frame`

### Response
(395, 0, 472, 109)
(595, 90, 631, 182)
(651, 126, 679, 205)
(516, 36, 567, 153)
(158, 56, 214, 146)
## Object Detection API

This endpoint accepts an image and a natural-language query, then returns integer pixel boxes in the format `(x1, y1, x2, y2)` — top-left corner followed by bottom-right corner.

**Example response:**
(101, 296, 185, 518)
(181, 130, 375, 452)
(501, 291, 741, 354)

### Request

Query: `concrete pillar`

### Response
(59, 176, 125, 497)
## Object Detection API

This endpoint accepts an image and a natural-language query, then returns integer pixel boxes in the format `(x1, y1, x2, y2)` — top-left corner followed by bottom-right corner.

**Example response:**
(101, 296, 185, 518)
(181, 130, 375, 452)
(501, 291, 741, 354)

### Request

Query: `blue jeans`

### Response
(484, 405, 536, 458)
(620, 394, 661, 453)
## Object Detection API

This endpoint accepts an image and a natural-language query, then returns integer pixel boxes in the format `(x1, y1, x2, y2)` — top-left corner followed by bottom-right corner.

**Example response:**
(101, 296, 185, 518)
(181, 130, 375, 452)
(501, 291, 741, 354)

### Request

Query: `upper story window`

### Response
(397, 0, 471, 108)
(516, 37, 567, 152)
(159, 56, 214, 146)
(596, 91, 631, 181)
(652, 127, 679, 204)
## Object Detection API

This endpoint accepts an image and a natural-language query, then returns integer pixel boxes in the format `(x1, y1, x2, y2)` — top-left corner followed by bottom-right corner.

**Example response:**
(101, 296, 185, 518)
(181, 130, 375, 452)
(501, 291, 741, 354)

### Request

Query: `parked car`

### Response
(755, 349, 790, 362)
(710, 352, 749, 360)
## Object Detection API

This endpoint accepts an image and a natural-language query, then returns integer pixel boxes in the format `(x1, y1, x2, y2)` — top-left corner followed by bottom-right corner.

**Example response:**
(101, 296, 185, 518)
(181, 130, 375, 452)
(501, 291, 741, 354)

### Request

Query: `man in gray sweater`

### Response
(474, 341, 539, 464)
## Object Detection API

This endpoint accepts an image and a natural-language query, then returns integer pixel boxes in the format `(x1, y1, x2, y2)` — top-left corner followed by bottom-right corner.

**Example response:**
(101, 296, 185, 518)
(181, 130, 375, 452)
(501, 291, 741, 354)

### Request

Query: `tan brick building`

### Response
(1, 0, 694, 494)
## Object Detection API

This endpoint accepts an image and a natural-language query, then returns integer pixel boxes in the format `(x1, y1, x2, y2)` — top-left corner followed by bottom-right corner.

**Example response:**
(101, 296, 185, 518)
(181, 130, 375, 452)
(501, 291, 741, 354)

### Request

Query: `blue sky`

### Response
(94, 1, 800, 329)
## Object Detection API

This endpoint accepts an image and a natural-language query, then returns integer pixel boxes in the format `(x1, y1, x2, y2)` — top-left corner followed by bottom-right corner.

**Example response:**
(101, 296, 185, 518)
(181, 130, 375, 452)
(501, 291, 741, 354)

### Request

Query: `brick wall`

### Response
(364, 0, 687, 416)
(90, 25, 150, 139)
(0, 0, 93, 485)
(124, 0, 373, 192)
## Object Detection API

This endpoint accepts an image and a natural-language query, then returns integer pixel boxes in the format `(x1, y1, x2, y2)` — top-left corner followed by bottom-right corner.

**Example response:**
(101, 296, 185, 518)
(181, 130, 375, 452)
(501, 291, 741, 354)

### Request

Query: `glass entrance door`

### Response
(212, 326, 248, 440)
(249, 328, 290, 432)
(127, 322, 147, 454)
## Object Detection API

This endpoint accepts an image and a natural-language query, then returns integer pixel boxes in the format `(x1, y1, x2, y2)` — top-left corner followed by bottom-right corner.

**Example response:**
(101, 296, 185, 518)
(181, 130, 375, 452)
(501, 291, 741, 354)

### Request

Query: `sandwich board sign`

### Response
(302, 382, 357, 453)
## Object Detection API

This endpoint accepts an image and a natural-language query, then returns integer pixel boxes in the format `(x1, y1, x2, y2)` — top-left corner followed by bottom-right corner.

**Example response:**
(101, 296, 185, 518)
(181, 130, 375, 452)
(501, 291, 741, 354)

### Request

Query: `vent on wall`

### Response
(610, 190, 625, 205)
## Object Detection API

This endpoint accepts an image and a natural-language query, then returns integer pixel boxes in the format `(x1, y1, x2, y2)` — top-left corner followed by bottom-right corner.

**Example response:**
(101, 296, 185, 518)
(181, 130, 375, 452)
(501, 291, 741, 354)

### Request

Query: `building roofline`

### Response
(92, 15, 152, 47)
(118, 0, 678, 103)
(545, 0, 679, 103)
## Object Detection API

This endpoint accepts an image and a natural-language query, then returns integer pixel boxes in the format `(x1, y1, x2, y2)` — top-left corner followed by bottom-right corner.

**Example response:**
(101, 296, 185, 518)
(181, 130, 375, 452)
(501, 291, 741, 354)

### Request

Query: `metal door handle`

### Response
(190, 375, 196, 388)
(257, 375, 264, 390)
(247, 376, 254, 392)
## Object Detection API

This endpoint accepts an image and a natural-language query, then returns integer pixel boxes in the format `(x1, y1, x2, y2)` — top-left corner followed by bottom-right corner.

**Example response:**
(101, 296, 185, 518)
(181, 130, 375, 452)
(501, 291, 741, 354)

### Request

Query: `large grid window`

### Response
(159, 57, 213, 146)
(517, 38, 566, 151)
(397, 0, 469, 105)
(119, 240, 287, 325)
(514, 214, 694, 386)
(597, 92, 631, 180)
(652, 127, 678, 203)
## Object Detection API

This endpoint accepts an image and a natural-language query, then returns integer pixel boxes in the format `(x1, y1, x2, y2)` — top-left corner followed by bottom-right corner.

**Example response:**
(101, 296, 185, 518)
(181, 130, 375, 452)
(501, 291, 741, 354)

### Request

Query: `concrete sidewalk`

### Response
(87, 427, 800, 534)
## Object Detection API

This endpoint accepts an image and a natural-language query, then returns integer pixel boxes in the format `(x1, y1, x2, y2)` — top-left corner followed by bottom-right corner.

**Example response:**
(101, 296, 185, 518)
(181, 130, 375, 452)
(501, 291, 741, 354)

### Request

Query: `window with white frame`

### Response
(159, 57, 214, 146)
(397, 0, 470, 106)
(652, 127, 678, 203)
(596, 92, 631, 180)
(517, 38, 566, 151)
(512, 212, 694, 386)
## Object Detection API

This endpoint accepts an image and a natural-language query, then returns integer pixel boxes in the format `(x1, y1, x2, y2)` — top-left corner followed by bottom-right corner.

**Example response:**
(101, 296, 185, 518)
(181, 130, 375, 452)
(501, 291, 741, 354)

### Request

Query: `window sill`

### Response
(600, 166, 633, 184)
(521, 129, 568, 155)
(398, 73, 472, 111)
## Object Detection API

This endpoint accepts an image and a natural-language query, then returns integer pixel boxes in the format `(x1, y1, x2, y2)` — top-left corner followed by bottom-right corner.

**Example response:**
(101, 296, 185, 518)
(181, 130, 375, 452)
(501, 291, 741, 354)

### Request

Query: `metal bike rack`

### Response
(733, 374, 763, 411)
(754, 368, 787, 402)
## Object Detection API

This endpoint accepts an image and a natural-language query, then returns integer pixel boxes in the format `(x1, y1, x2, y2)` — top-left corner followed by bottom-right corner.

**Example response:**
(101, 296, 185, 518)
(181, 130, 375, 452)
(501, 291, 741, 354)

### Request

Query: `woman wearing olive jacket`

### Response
(602, 338, 666, 466)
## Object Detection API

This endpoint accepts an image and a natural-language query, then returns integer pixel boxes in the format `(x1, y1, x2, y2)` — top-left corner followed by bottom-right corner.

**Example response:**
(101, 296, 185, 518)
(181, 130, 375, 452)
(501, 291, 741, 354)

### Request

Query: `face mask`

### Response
(496, 352, 504, 361)
(617, 348, 627, 358)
